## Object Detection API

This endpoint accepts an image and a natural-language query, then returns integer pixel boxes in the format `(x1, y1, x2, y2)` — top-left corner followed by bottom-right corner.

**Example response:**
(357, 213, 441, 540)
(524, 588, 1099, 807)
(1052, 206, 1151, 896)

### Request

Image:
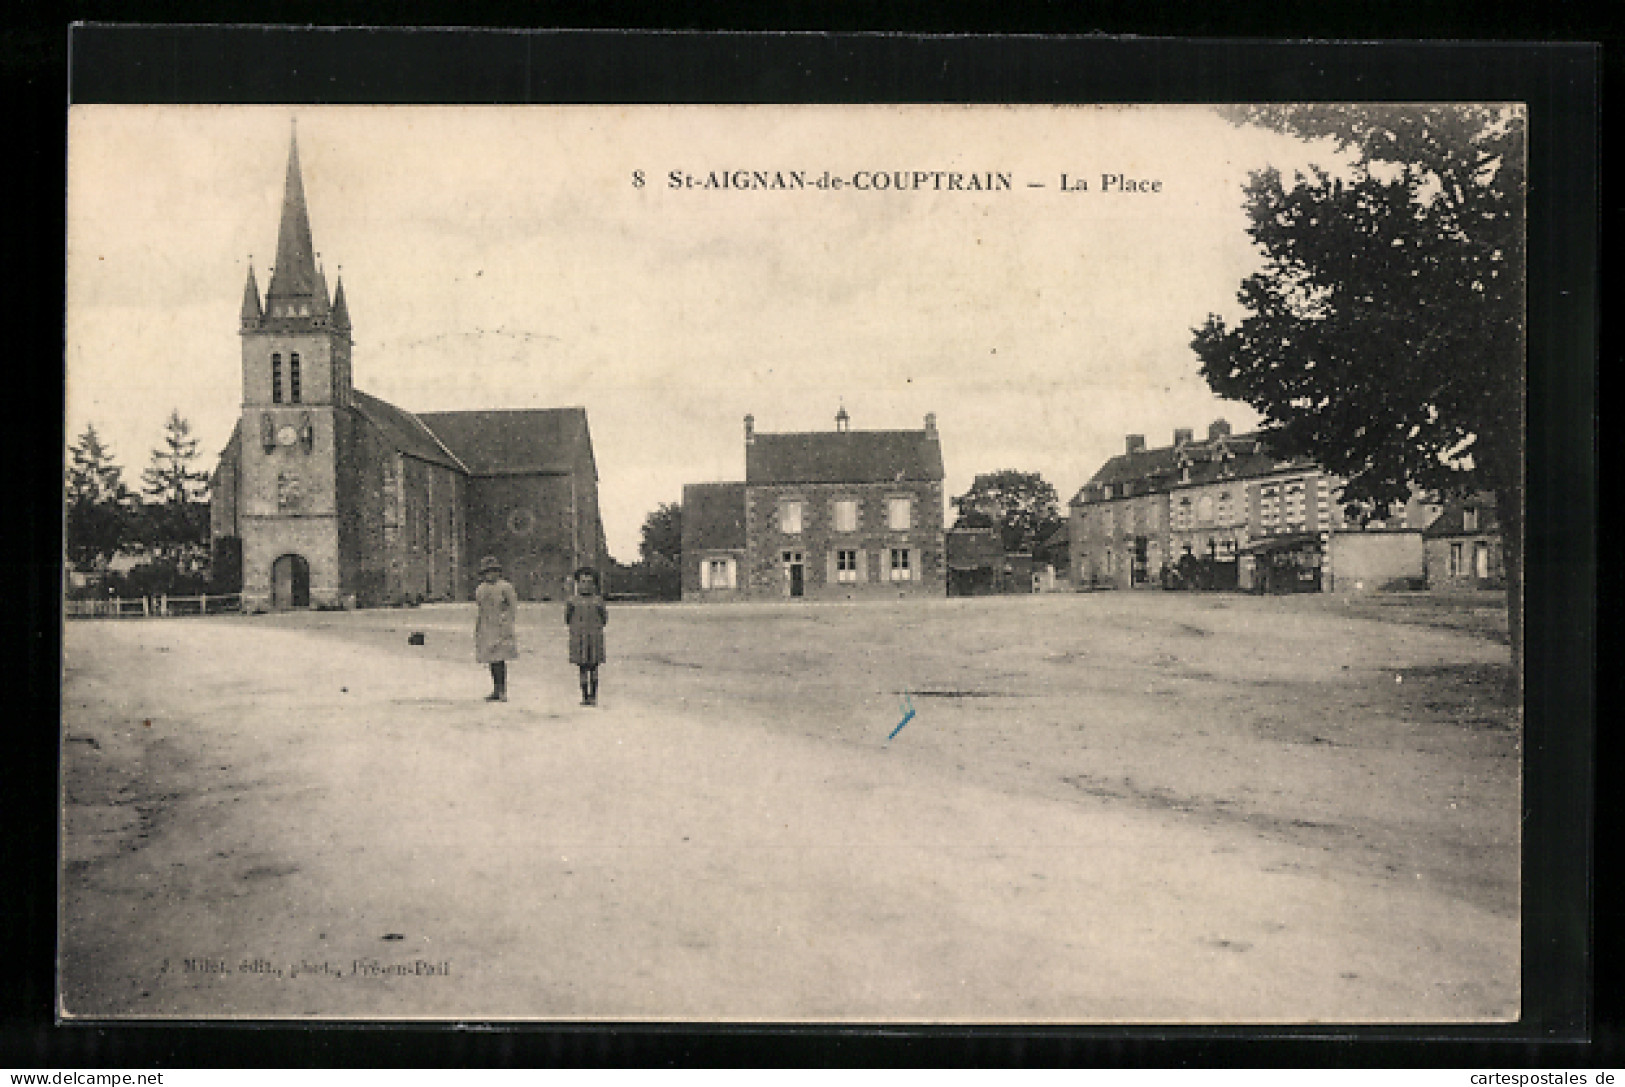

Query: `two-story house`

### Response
(682, 409, 946, 601)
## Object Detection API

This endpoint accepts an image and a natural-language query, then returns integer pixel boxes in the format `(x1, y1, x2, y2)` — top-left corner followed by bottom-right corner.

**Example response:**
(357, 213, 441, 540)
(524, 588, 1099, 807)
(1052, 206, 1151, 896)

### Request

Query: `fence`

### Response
(65, 593, 243, 619)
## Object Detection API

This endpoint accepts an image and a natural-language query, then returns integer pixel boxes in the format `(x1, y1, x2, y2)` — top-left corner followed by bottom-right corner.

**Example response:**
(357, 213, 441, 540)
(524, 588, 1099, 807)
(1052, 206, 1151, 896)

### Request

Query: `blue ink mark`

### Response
(889, 693, 916, 741)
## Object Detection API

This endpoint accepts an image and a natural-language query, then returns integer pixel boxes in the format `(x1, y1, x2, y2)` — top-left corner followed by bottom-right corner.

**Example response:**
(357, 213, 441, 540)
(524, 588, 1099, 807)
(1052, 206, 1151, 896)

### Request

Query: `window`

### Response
(888, 497, 912, 531)
(836, 549, 858, 582)
(1450, 541, 1464, 577)
(779, 500, 803, 535)
(834, 499, 858, 533)
(701, 557, 736, 590)
(1197, 495, 1214, 523)
(889, 548, 912, 581)
(1463, 507, 1479, 533)
(289, 353, 301, 403)
(271, 353, 283, 403)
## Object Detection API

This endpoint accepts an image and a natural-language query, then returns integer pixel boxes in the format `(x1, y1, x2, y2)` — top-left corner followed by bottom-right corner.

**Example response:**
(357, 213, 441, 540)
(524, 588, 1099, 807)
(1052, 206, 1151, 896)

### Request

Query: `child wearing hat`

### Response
(566, 567, 608, 705)
(474, 555, 518, 701)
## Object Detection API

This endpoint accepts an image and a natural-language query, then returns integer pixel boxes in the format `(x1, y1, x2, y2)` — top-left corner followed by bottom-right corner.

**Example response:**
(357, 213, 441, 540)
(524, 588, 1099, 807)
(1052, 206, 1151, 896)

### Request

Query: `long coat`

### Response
(565, 596, 607, 667)
(474, 578, 519, 663)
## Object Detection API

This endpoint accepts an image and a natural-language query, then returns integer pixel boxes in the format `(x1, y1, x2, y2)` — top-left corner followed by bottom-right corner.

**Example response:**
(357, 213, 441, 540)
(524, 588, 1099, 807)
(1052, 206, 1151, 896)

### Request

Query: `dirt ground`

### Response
(59, 590, 1519, 1022)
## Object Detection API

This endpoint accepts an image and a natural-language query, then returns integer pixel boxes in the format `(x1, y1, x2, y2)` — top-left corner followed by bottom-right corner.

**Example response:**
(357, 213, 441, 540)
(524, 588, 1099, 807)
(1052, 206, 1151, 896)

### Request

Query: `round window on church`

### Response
(507, 508, 536, 536)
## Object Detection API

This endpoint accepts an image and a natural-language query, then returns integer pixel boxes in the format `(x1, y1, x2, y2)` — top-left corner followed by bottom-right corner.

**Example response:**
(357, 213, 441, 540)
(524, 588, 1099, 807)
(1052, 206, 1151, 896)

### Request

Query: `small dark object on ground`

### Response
(408, 632, 426, 645)
(382, 933, 405, 941)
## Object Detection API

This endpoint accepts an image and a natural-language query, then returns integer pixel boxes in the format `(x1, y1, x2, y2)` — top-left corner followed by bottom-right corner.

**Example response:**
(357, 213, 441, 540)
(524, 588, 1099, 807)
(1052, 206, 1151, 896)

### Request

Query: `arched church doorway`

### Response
(271, 553, 310, 609)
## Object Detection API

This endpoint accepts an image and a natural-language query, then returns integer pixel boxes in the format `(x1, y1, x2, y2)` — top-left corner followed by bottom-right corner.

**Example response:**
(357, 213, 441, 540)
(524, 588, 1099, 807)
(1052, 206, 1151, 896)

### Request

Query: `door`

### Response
(271, 553, 310, 609)
(783, 550, 804, 597)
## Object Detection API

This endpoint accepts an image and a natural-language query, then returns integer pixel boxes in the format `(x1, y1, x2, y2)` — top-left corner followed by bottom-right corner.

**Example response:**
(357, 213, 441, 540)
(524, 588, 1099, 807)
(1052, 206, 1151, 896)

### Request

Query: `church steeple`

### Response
(331, 274, 351, 332)
(264, 124, 322, 320)
(240, 263, 263, 327)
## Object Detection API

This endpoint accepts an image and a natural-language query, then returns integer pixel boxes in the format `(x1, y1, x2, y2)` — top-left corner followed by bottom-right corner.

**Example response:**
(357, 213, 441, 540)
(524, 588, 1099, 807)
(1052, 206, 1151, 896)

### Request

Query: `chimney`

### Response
(744, 414, 755, 444)
(835, 405, 850, 432)
(1208, 418, 1232, 440)
(1174, 427, 1194, 446)
(1125, 434, 1146, 455)
(924, 412, 937, 436)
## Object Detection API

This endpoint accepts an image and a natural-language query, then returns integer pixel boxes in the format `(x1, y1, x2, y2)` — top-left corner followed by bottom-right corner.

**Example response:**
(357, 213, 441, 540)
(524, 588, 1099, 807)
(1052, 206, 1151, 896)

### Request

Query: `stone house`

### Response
(1424, 492, 1505, 589)
(210, 131, 604, 610)
(682, 409, 946, 601)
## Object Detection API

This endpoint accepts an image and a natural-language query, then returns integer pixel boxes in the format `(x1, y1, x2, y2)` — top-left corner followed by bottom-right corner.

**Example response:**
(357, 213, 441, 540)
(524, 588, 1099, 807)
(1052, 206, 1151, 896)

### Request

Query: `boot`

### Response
(588, 670, 599, 705)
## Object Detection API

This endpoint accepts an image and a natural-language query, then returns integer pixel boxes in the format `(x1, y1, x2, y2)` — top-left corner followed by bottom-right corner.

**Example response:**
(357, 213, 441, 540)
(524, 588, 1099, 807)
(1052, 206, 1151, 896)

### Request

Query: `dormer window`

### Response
(1463, 508, 1479, 532)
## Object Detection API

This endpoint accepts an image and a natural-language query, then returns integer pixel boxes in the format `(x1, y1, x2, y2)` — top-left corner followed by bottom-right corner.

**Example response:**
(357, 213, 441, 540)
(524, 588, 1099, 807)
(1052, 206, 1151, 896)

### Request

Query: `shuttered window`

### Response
(835, 549, 858, 582)
(271, 354, 283, 403)
(889, 548, 912, 581)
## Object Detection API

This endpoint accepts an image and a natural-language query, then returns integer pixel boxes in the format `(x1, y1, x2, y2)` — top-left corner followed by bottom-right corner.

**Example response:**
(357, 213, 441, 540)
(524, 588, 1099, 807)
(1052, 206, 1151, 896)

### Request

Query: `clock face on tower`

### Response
(277, 425, 298, 447)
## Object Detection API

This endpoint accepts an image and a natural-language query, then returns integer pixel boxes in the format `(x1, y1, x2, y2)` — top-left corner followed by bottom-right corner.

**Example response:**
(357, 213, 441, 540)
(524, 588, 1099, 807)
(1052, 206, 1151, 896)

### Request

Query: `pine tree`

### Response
(64, 424, 135, 573)
(138, 410, 212, 573)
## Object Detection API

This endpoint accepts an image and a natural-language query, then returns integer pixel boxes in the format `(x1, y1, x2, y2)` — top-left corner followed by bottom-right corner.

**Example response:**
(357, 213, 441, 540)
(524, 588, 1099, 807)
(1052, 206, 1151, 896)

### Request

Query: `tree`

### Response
(639, 501, 683, 567)
(137, 410, 212, 576)
(952, 470, 1062, 554)
(64, 424, 135, 573)
(1191, 104, 1525, 683)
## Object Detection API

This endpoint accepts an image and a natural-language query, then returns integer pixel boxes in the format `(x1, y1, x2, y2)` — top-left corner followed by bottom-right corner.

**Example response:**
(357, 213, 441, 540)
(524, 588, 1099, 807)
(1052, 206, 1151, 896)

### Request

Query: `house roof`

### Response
(746, 429, 944, 486)
(1069, 431, 1310, 506)
(349, 389, 466, 472)
(1423, 492, 1501, 537)
(415, 406, 593, 476)
(682, 482, 748, 551)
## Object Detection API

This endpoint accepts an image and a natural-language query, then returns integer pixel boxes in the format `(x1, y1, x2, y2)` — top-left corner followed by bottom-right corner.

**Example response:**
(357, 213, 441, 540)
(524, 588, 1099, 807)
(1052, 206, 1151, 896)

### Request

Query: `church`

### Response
(210, 131, 606, 610)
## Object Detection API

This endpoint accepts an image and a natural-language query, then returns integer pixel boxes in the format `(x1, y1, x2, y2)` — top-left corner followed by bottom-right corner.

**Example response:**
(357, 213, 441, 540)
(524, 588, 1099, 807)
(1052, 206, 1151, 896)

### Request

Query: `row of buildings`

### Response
(206, 132, 1502, 611)
(1065, 421, 1504, 595)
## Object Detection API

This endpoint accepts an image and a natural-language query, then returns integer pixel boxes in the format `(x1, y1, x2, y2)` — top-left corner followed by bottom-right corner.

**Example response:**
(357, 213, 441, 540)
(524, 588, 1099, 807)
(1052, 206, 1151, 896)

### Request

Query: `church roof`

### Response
(349, 390, 465, 472)
(746, 429, 944, 486)
(682, 482, 747, 551)
(416, 407, 593, 477)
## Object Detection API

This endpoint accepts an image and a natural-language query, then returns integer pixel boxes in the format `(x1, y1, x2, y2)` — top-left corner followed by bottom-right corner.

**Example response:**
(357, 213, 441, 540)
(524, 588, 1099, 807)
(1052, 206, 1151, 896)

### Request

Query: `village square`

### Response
(62, 105, 1522, 1021)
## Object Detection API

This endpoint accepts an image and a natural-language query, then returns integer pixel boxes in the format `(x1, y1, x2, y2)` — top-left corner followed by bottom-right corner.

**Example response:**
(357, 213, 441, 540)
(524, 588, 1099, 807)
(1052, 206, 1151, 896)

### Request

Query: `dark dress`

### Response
(566, 596, 607, 666)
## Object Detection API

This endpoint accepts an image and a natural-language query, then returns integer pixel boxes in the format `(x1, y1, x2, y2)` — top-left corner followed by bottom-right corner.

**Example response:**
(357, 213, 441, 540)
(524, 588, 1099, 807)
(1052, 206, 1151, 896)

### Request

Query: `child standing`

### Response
(474, 555, 518, 701)
(566, 567, 607, 705)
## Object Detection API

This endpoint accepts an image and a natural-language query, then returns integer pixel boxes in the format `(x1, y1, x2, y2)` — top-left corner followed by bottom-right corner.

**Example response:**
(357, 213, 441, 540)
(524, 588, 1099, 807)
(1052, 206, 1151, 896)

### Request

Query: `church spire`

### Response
(239, 262, 262, 327)
(331, 274, 351, 332)
(265, 123, 320, 310)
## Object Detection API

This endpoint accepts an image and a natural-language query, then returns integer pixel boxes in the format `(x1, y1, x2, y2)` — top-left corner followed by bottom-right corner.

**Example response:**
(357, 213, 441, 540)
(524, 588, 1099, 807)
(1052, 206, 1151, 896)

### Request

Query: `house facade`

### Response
(1424, 492, 1505, 589)
(1069, 420, 1430, 593)
(210, 131, 605, 610)
(682, 410, 946, 601)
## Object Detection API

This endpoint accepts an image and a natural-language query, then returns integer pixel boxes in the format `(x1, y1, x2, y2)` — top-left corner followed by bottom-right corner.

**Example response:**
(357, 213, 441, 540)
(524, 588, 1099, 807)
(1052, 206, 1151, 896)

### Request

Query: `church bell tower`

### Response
(236, 125, 353, 610)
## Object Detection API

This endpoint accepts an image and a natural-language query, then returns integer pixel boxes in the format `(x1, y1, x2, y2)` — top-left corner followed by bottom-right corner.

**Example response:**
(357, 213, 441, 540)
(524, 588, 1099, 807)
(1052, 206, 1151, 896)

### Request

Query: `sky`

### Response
(66, 105, 1337, 560)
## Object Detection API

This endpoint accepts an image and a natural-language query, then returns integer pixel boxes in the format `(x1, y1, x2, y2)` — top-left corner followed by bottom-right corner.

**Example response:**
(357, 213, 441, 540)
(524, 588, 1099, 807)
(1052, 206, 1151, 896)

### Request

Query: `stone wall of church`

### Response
(334, 412, 388, 606)
(240, 514, 342, 610)
(380, 453, 463, 605)
(464, 474, 585, 601)
(235, 406, 342, 610)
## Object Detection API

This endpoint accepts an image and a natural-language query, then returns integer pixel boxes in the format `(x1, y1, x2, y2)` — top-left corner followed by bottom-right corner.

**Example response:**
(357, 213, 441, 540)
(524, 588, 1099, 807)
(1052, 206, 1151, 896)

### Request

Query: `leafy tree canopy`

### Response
(952, 470, 1062, 553)
(1193, 104, 1525, 513)
(639, 501, 683, 566)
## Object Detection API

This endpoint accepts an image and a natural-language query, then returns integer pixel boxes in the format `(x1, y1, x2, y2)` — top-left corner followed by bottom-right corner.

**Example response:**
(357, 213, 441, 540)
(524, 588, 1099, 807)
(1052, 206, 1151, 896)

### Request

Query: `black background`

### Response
(5, 10, 1604, 1069)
